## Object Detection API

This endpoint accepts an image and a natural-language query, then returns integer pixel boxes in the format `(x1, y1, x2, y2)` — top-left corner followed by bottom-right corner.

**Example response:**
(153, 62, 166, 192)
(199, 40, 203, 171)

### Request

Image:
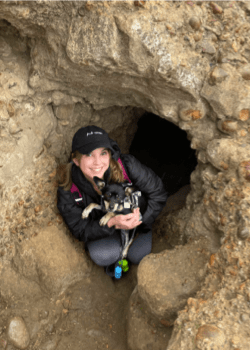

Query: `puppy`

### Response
(81, 176, 146, 227)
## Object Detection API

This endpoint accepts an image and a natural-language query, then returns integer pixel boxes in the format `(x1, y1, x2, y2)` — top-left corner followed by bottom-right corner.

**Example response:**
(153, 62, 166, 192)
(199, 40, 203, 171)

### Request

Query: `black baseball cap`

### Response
(72, 126, 115, 156)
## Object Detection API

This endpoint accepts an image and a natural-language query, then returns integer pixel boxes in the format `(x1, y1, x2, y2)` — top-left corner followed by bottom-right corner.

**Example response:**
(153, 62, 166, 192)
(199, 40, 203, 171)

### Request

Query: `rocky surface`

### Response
(0, 1, 250, 349)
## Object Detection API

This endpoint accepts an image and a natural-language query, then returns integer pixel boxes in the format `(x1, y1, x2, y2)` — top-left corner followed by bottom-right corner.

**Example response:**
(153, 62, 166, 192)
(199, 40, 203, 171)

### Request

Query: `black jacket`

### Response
(57, 150, 167, 243)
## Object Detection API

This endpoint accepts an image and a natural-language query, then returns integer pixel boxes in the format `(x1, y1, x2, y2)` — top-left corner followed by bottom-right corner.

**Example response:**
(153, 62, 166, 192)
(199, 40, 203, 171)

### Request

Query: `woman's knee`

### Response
(86, 235, 121, 266)
(127, 231, 152, 265)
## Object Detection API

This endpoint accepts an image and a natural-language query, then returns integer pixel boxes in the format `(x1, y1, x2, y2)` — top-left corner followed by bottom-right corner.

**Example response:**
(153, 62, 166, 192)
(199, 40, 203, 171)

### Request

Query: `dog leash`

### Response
(106, 191, 142, 279)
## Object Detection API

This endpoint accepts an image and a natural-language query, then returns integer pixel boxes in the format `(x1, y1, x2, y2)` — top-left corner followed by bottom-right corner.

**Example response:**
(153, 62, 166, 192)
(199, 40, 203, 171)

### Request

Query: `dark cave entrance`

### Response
(129, 112, 197, 196)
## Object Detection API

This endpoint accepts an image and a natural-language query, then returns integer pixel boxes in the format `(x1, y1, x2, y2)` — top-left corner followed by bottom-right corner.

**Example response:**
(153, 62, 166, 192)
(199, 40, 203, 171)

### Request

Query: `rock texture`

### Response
(137, 239, 210, 324)
(0, 1, 250, 349)
(12, 225, 90, 294)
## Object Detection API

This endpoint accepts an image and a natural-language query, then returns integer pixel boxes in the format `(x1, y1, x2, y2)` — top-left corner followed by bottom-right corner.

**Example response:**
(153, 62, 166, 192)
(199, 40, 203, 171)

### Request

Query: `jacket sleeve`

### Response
(122, 154, 168, 229)
(57, 187, 116, 243)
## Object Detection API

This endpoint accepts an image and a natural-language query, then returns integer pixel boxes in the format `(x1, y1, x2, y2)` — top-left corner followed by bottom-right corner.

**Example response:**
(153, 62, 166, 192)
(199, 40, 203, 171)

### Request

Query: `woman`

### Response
(57, 125, 167, 274)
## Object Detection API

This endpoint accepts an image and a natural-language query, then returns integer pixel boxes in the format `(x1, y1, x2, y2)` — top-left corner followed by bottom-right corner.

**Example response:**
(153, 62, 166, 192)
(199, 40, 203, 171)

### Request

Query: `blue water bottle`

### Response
(114, 265, 122, 279)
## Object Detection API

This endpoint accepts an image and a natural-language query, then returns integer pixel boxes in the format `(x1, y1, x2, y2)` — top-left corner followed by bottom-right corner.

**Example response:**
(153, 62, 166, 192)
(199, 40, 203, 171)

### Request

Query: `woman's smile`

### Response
(74, 147, 110, 180)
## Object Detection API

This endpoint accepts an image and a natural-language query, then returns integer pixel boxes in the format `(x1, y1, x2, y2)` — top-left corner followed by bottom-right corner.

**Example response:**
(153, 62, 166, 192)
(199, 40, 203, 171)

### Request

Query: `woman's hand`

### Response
(107, 208, 142, 230)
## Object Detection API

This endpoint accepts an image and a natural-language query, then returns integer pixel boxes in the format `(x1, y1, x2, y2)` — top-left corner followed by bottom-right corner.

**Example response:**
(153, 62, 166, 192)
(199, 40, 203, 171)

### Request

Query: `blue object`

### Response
(115, 266, 122, 279)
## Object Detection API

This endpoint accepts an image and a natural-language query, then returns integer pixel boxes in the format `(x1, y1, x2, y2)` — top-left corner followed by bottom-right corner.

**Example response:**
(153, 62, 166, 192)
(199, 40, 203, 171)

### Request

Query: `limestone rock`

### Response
(206, 139, 250, 172)
(137, 240, 210, 324)
(7, 317, 30, 350)
(201, 64, 250, 120)
(12, 225, 91, 294)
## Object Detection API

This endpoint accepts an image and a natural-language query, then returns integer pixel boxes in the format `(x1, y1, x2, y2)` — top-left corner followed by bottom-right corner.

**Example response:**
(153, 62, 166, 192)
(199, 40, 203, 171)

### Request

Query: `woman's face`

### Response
(74, 147, 110, 180)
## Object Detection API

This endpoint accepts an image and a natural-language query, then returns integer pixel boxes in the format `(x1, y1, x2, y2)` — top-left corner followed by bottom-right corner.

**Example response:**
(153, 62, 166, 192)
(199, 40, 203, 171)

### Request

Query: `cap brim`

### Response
(77, 140, 114, 155)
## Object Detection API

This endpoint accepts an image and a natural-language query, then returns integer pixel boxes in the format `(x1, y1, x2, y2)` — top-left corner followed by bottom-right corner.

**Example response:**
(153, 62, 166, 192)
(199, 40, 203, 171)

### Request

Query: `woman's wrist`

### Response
(107, 217, 116, 228)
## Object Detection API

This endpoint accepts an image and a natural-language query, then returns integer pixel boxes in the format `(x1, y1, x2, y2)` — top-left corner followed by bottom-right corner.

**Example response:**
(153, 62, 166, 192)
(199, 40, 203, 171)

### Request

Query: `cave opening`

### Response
(129, 112, 197, 196)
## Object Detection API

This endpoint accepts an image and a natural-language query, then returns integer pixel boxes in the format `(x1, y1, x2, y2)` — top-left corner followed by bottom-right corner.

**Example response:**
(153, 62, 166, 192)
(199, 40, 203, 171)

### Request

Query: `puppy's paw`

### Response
(99, 216, 109, 226)
(82, 207, 91, 219)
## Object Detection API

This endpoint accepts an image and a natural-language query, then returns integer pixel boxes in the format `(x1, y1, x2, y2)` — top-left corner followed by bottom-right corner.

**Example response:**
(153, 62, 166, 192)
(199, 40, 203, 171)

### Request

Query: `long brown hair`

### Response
(56, 149, 124, 191)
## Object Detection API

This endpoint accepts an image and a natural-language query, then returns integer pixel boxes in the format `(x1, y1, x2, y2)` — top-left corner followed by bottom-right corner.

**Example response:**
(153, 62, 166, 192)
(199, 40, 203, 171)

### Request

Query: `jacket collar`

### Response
(71, 163, 110, 201)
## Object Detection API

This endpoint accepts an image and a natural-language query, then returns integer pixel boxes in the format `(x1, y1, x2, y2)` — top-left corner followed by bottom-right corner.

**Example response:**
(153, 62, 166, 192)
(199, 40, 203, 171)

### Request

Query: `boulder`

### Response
(137, 239, 210, 324)
(12, 225, 91, 295)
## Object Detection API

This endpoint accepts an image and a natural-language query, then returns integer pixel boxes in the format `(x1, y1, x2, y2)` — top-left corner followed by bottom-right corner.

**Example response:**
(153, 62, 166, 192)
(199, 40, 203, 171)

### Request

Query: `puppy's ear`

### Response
(93, 176, 106, 190)
(125, 186, 134, 197)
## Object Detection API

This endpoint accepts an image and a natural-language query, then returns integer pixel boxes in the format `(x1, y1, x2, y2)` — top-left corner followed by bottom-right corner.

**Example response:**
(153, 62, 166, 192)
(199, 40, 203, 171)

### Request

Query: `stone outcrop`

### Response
(12, 225, 90, 295)
(0, 1, 250, 349)
(137, 239, 210, 324)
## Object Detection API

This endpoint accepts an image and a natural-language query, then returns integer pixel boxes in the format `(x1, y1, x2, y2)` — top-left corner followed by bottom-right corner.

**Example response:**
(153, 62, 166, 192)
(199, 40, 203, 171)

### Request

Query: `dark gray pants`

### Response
(86, 231, 152, 266)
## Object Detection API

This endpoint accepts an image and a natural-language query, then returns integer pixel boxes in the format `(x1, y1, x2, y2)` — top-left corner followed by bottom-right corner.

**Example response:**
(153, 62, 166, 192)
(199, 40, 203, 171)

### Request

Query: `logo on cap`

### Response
(87, 132, 103, 137)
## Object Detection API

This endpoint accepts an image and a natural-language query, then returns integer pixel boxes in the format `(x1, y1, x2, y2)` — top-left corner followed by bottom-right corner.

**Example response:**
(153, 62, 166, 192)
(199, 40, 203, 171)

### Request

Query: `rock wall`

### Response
(1, 1, 250, 349)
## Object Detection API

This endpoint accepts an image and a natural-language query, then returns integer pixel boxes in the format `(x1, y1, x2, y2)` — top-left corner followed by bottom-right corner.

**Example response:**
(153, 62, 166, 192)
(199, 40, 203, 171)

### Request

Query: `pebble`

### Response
(240, 313, 249, 322)
(201, 41, 216, 54)
(134, 1, 146, 7)
(7, 317, 30, 350)
(210, 67, 229, 84)
(78, 5, 86, 17)
(189, 16, 201, 30)
(237, 227, 250, 240)
(193, 33, 202, 42)
(34, 205, 42, 214)
(39, 310, 49, 320)
(210, 2, 223, 14)
(196, 324, 226, 349)
(239, 109, 249, 121)
(241, 68, 250, 80)
(217, 120, 237, 134)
